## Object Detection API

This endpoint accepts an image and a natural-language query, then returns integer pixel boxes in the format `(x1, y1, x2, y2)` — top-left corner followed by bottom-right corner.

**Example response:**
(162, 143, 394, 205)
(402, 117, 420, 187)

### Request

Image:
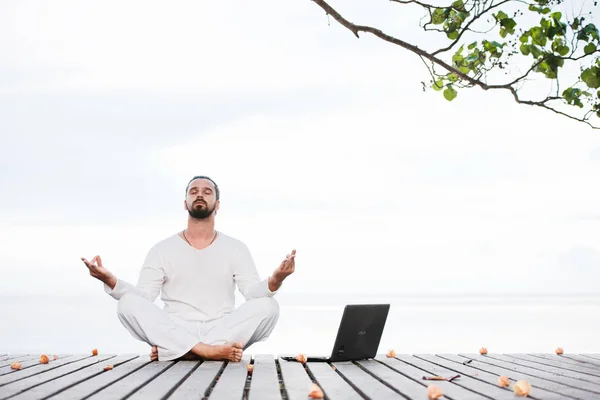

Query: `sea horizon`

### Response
(2, 292, 599, 357)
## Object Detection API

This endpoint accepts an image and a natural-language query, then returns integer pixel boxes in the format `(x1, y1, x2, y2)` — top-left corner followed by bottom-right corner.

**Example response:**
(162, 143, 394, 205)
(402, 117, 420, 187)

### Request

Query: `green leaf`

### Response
(577, 32, 588, 42)
(447, 30, 459, 40)
(554, 21, 568, 37)
(520, 33, 530, 43)
(447, 73, 459, 82)
(495, 11, 508, 21)
(571, 18, 580, 30)
(530, 45, 543, 58)
(582, 67, 600, 89)
(457, 11, 470, 21)
(546, 26, 558, 40)
(583, 23, 600, 41)
(541, 18, 551, 31)
(502, 18, 517, 30)
(562, 87, 584, 108)
(499, 18, 516, 36)
(537, 61, 557, 79)
(482, 41, 502, 57)
(531, 27, 546, 46)
(465, 54, 479, 63)
(432, 8, 446, 25)
(520, 44, 531, 55)
(584, 43, 597, 55)
(433, 80, 444, 91)
(458, 66, 470, 74)
(552, 40, 570, 56)
(443, 86, 458, 101)
(528, 4, 551, 14)
(468, 41, 477, 50)
(452, 0, 465, 10)
(551, 12, 562, 21)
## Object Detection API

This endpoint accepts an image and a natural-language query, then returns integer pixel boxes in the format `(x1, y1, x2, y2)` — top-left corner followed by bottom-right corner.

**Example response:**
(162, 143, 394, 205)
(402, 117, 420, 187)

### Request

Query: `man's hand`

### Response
(81, 255, 117, 289)
(269, 249, 296, 292)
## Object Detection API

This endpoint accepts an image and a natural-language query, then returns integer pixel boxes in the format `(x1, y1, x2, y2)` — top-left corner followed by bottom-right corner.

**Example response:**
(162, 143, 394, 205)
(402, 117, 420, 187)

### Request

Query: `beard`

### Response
(187, 200, 215, 219)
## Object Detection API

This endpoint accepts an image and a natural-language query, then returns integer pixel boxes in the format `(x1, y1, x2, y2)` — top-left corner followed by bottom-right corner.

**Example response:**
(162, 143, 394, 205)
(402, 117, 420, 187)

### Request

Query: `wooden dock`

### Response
(1, 352, 600, 399)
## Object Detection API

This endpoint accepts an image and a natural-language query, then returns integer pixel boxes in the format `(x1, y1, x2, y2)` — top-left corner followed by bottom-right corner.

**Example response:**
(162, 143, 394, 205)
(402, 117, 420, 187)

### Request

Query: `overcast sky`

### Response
(1, 0, 600, 297)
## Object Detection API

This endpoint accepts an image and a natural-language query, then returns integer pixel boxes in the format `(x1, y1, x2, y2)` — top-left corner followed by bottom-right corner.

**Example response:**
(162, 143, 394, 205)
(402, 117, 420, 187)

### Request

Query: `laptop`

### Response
(281, 304, 390, 362)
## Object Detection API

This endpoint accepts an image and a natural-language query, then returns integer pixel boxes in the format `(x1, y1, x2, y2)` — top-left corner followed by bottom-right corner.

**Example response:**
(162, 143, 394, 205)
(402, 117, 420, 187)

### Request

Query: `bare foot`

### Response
(150, 345, 158, 361)
(191, 341, 244, 362)
(181, 352, 201, 361)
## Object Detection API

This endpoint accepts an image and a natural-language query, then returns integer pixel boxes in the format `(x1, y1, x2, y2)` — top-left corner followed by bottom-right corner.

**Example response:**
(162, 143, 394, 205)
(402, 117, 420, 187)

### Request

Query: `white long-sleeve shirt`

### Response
(104, 231, 277, 321)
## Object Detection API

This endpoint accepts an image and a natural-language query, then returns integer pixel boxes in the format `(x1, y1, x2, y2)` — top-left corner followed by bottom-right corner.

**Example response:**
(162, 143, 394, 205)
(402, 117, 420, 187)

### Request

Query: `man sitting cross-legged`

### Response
(81, 175, 296, 362)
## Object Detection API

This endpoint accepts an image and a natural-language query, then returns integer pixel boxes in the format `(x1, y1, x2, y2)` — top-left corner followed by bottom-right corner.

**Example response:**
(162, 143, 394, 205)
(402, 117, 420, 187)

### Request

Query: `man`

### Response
(81, 176, 296, 362)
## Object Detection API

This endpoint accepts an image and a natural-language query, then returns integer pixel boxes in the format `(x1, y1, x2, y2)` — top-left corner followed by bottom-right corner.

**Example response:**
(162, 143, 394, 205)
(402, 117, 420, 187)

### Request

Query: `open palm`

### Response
(81, 255, 110, 281)
(273, 249, 296, 282)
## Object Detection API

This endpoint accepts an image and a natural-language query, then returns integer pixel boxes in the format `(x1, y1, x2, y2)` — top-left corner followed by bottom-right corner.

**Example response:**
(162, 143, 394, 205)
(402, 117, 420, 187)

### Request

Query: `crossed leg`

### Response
(117, 293, 279, 361)
(202, 296, 280, 348)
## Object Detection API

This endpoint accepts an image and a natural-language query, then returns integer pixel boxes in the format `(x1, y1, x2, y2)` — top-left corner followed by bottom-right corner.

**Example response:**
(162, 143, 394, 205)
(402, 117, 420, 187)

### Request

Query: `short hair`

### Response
(185, 176, 220, 200)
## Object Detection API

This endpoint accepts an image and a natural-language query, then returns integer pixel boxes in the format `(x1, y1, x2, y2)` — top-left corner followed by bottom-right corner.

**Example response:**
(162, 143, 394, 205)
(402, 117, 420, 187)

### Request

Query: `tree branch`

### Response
(309, 0, 599, 129)
(432, 0, 512, 56)
(311, 0, 514, 93)
(390, 0, 437, 8)
(539, 102, 598, 128)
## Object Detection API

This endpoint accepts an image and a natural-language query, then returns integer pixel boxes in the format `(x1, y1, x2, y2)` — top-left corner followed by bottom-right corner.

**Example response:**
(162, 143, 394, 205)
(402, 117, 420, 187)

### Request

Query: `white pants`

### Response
(116, 293, 280, 361)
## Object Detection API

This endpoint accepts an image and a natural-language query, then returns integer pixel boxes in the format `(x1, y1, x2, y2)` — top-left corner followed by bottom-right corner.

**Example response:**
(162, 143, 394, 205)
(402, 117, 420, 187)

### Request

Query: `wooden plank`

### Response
(278, 357, 313, 399)
(456, 354, 600, 397)
(305, 361, 362, 400)
(208, 355, 251, 400)
(0, 355, 101, 387)
(249, 354, 280, 399)
(415, 354, 568, 400)
(85, 360, 175, 399)
(528, 354, 600, 369)
(561, 355, 600, 368)
(509, 354, 600, 376)
(0, 355, 37, 368)
(9, 355, 140, 400)
(377, 355, 489, 400)
(581, 354, 600, 362)
(330, 360, 404, 399)
(0, 355, 29, 361)
(354, 359, 430, 399)
(48, 358, 150, 400)
(0, 354, 116, 399)
(481, 354, 600, 384)
(0, 355, 72, 376)
(167, 361, 224, 400)
(394, 354, 519, 400)
(439, 354, 592, 400)
(127, 361, 200, 400)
